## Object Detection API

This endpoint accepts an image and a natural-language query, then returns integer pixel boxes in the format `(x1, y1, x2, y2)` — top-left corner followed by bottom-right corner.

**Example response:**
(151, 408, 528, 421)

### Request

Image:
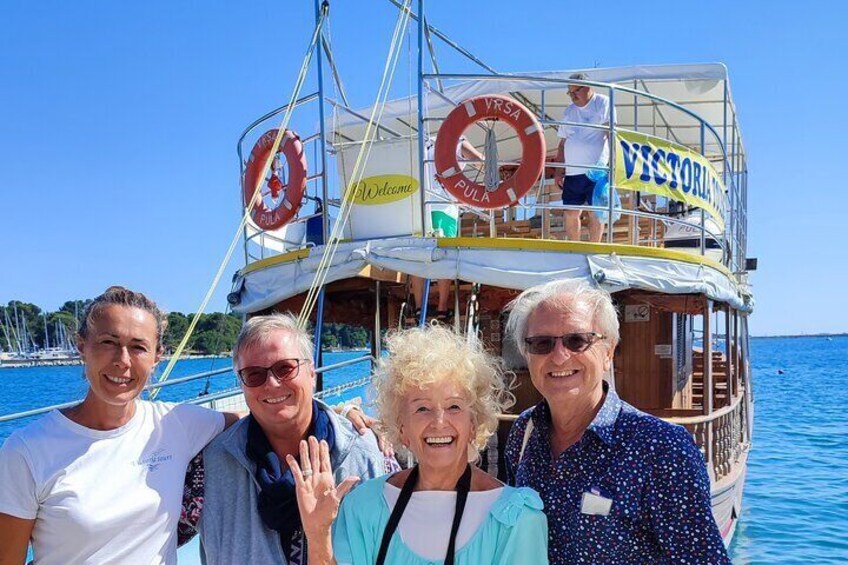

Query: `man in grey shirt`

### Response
(198, 313, 389, 565)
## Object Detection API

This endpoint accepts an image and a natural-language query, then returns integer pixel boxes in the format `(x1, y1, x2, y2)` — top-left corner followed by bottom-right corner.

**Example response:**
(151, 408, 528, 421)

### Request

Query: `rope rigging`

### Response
(296, 0, 414, 330)
(154, 0, 421, 397)
(150, 3, 330, 399)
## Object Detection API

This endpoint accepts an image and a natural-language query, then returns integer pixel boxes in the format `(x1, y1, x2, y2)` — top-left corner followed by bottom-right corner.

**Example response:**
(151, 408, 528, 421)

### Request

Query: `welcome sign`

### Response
(614, 131, 727, 231)
(349, 174, 418, 206)
(338, 138, 423, 239)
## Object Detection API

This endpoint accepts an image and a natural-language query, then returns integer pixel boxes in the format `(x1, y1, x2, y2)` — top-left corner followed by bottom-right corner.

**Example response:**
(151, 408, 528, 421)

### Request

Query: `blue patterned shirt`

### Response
(505, 387, 730, 564)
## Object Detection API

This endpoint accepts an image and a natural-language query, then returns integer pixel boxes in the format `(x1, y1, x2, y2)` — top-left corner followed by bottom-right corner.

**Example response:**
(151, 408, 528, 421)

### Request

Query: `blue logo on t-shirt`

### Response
(137, 448, 173, 472)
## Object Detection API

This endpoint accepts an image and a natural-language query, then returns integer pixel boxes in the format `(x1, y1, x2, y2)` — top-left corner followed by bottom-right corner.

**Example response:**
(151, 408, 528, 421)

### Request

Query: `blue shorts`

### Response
(561, 174, 595, 206)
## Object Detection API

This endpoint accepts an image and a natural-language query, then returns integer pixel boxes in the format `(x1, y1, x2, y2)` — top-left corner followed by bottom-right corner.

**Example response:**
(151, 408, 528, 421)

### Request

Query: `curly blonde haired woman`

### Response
(290, 325, 549, 565)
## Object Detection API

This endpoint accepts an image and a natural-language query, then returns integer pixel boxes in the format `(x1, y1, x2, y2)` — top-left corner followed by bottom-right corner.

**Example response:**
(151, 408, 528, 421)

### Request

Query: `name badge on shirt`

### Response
(581, 489, 612, 516)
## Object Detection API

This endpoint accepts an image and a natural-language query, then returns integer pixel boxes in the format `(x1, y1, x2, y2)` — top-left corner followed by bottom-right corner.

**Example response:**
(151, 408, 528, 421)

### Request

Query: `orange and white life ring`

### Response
(242, 128, 308, 231)
(434, 95, 545, 209)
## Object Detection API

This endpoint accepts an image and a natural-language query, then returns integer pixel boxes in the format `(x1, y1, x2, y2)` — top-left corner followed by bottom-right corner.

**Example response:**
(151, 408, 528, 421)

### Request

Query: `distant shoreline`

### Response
(752, 333, 846, 339)
(0, 353, 231, 370)
(162, 353, 231, 361)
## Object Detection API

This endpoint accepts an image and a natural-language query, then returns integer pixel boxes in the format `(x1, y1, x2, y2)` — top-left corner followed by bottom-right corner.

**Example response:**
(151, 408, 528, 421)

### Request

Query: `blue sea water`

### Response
(730, 336, 848, 564)
(1, 338, 846, 563)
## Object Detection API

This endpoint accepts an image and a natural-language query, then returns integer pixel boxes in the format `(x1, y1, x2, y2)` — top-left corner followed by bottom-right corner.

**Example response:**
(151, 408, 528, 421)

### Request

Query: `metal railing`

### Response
(188, 354, 375, 410)
(0, 355, 375, 425)
(419, 73, 744, 271)
(235, 29, 747, 283)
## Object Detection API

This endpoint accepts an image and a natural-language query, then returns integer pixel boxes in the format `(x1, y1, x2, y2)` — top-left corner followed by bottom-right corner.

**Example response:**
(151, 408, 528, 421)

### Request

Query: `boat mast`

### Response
(312, 0, 330, 385)
(44, 312, 49, 350)
(416, 0, 427, 236)
(0, 307, 13, 352)
(12, 303, 24, 355)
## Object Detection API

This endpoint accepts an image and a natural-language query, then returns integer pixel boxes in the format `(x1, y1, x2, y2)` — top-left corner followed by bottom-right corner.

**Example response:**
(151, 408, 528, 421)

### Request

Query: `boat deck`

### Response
(460, 191, 668, 246)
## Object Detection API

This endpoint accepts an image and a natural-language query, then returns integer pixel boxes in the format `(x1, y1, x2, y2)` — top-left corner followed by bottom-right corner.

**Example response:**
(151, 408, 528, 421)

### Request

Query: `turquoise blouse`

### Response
(332, 474, 550, 565)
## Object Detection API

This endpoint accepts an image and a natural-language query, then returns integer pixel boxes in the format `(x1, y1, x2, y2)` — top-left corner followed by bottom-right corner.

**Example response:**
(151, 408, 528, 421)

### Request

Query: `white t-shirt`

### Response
(557, 93, 614, 176)
(382, 483, 503, 560)
(0, 400, 224, 565)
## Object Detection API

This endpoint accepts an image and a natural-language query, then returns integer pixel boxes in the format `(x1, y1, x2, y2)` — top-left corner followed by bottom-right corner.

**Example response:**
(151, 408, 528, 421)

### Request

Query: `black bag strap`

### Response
(444, 463, 472, 565)
(375, 464, 473, 565)
(375, 466, 419, 565)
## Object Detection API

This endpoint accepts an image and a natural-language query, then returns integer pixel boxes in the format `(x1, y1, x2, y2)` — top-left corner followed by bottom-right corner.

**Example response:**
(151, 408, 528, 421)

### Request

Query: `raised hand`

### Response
(286, 436, 359, 541)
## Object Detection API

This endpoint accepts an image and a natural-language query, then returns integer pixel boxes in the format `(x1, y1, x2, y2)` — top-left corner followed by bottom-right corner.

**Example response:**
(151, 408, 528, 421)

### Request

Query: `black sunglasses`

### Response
(524, 332, 605, 355)
(237, 359, 307, 388)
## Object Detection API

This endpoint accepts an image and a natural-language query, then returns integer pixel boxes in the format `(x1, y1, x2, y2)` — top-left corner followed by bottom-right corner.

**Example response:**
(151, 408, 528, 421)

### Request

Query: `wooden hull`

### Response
(711, 448, 748, 547)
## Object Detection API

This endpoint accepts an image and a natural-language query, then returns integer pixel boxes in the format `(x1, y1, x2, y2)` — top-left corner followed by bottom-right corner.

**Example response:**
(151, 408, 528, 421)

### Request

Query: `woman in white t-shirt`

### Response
(0, 286, 238, 565)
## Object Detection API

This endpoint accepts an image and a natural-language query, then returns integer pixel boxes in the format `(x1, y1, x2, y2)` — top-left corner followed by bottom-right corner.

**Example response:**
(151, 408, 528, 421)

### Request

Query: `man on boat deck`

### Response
(553, 72, 615, 243)
(197, 313, 390, 564)
(503, 279, 730, 564)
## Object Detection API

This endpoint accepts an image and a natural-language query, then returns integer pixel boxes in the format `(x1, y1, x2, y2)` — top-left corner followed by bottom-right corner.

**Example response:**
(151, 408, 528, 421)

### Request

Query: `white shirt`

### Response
(557, 93, 614, 175)
(382, 483, 503, 560)
(0, 400, 224, 565)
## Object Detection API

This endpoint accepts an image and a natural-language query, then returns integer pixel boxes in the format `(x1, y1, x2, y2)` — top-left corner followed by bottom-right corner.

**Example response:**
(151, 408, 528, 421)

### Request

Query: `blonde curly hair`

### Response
(372, 325, 514, 460)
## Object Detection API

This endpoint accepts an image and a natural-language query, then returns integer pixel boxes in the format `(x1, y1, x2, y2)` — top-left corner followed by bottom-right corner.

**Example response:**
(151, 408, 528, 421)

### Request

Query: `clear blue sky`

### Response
(1, 1, 844, 337)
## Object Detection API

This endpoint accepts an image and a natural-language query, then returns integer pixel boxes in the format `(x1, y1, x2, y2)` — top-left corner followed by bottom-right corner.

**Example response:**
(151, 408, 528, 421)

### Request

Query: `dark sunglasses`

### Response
(524, 332, 605, 355)
(237, 359, 306, 388)
(567, 86, 585, 97)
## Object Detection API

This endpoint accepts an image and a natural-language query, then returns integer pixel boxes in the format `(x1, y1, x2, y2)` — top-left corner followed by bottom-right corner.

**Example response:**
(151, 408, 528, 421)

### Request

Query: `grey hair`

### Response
(232, 312, 314, 366)
(505, 279, 619, 357)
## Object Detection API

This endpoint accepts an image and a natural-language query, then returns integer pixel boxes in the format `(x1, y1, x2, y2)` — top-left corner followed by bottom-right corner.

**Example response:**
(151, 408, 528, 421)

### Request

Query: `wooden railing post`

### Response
(704, 299, 714, 477)
(732, 311, 740, 398)
(725, 306, 734, 400)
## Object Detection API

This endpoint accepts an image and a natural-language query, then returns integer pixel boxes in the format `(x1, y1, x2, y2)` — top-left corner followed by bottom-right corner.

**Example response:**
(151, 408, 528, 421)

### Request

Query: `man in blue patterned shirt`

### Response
(503, 279, 730, 564)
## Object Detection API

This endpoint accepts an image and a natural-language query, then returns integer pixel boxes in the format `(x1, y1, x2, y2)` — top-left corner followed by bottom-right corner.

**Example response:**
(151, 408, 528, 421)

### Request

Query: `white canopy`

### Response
(231, 237, 749, 314)
(331, 63, 745, 176)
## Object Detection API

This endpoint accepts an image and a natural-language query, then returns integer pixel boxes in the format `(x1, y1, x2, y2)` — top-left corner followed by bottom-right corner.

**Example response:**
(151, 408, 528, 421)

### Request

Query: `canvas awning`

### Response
(330, 63, 746, 177)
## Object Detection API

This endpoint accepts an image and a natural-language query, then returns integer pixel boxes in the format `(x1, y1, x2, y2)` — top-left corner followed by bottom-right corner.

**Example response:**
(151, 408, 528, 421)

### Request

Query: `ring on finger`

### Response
(302, 468, 313, 478)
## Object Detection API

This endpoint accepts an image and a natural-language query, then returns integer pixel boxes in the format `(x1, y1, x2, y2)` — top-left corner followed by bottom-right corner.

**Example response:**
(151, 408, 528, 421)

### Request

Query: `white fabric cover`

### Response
(331, 63, 743, 168)
(232, 237, 747, 314)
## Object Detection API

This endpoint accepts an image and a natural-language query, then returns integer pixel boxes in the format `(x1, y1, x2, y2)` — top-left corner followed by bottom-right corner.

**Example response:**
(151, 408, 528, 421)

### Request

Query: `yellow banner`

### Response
(614, 131, 727, 231)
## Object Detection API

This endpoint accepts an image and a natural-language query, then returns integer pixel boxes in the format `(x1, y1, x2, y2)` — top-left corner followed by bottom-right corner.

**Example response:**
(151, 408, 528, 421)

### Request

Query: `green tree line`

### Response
(319, 323, 369, 350)
(0, 300, 242, 356)
(1, 300, 86, 353)
(3, 300, 369, 355)
(163, 312, 242, 354)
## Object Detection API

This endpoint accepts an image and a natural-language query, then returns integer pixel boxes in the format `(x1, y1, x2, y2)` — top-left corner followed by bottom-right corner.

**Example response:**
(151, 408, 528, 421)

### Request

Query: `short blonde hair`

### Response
(372, 325, 514, 460)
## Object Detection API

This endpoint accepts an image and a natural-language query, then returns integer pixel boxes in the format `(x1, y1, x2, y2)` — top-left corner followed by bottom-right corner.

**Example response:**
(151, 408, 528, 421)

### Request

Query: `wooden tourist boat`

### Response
(218, 1, 755, 547)
(0, 5, 758, 563)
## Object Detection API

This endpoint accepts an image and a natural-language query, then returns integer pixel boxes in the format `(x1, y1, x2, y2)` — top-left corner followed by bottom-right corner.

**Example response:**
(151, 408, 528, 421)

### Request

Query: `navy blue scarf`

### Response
(245, 400, 336, 562)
